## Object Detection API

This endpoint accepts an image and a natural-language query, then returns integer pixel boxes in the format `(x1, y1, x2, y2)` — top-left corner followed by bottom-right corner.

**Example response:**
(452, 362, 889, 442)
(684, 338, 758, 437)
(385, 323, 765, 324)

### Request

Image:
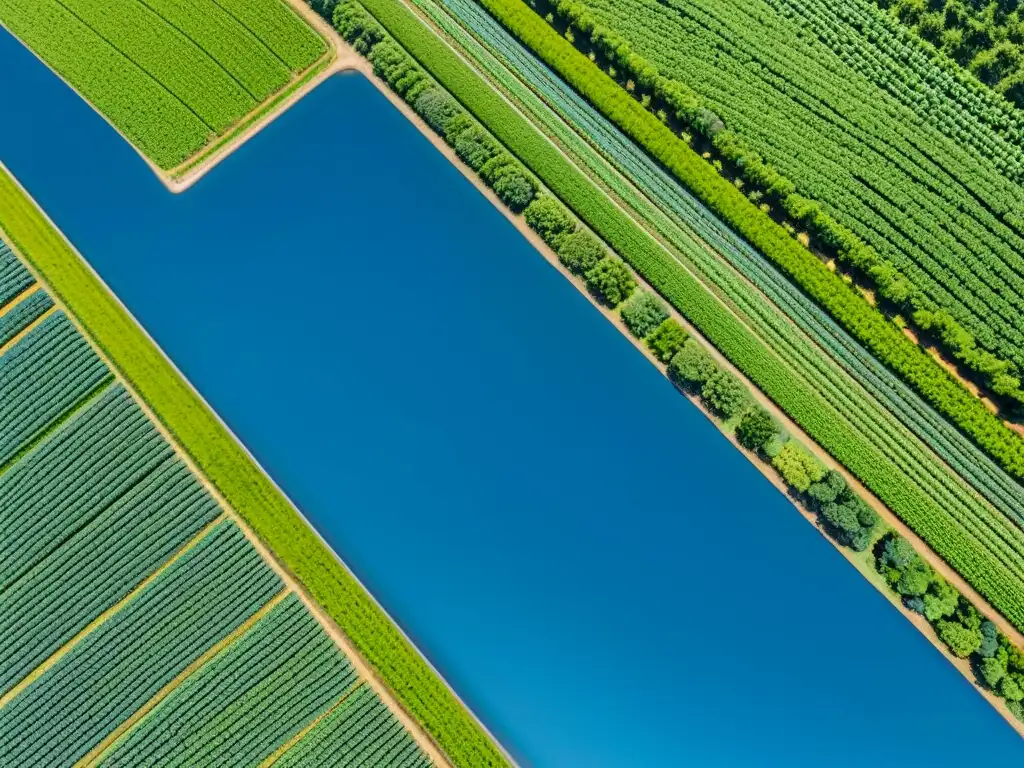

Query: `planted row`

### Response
(0, 521, 282, 766)
(99, 595, 356, 766)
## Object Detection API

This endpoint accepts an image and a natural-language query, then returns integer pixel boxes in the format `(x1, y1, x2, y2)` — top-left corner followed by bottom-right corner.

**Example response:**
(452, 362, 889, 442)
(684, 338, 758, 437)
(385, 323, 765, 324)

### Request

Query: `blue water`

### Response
(1, 28, 1019, 766)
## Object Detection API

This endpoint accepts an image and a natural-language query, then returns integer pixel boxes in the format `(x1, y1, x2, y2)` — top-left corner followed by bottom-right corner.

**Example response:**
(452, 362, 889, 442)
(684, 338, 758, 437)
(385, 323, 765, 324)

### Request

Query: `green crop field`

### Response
(0, 243, 434, 765)
(0, 0, 327, 169)
(532, 0, 1024, 411)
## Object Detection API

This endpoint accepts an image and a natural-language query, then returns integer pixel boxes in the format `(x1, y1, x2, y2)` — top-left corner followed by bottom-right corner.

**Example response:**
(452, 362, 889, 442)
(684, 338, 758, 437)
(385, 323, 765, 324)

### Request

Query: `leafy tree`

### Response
(736, 407, 781, 452)
(980, 656, 1007, 689)
(771, 441, 825, 492)
(701, 370, 750, 419)
(954, 599, 984, 632)
(878, 534, 916, 570)
(493, 171, 536, 212)
(806, 470, 846, 510)
(524, 195, 576, 247)
(854, 500, 878, 530)
(620, 291, 669, 339)
(896, 557, 933, 598)
(585, 257, 636, 307)
(905, 595, 925, 613)
(923, 580, 959, 622)
(646, 318, 688, 363)
(668, 339, 717, 391)
(1000, 675, 1024, 702)
(979, 621, 999, 658)
(414, 88, 460, 134)
(557, 230, 605, 275)
(936, 620, 983, 658)
(455, 126, 499, 171)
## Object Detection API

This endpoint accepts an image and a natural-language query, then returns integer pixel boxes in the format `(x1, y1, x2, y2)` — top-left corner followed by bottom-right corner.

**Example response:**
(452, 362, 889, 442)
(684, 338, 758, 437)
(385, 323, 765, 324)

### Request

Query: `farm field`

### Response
(0, 243, 436, 765)
(3, 0, 1024, 756)
(0, 0, 327, 169)
(527, 0, 1024, 413)
(878, 0, 1024, 107)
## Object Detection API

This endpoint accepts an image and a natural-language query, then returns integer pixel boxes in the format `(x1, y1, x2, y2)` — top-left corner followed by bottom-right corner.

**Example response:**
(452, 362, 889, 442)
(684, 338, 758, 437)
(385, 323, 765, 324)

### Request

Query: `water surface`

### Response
(0, 28, 1020, 765)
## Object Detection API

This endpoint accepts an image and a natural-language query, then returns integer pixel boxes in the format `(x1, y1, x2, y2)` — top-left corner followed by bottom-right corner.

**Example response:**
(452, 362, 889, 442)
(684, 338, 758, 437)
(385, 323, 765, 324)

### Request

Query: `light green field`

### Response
(0, 0, 327, 169)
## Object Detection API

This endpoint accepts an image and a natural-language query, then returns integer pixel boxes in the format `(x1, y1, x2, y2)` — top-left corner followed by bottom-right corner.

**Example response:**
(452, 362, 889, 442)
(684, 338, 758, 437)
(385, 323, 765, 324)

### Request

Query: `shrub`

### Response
(923, 580, 959, 622)
(735, 407, 780, 452)
(646, 318, 688, 362)
(493, 170, 536, 212)
(414, 88, 459, 134)
(701, 370, 750, 419)
(936, 620, 983, 658)
(979, 621, 999, 658)
(896, 557, 933, 598)
(771, 441, 825, 492)
(980, 656, 1007, 689)
(585, 257, 635, 307)
(668, 339, 716, 390)
(620, 291, 669, 339)
(524, 195, 575, 247)
(806, 470, 846, 510)
(454, 125, 499, 171)
(557, 230, 605, 276)
(1000, 675, 1024, 702)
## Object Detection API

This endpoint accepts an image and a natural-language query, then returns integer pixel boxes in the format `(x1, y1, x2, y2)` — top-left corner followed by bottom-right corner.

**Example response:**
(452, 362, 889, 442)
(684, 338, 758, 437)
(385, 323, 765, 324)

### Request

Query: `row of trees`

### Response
(542, 0, 1024, 415)
(878, 531, 1024, 716)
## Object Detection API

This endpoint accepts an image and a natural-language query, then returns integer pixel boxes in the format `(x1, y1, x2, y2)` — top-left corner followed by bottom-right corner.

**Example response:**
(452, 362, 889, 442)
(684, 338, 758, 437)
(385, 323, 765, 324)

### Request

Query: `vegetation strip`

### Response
(0, 0, 328, 168)
(0, 167, 496, 765)
(467, 0, 1024, 484)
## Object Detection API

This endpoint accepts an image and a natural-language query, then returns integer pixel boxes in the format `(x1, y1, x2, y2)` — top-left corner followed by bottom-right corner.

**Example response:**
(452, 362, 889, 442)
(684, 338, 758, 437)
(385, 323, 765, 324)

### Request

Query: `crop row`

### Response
(210, 0, 327, 72)
(135, 0, 292, 101)
(0, 458, 218, 695)
(276, 682, 433, 768)
(0, 385, 172, 590)
(0, 520, 282, 766)
(334, 0, 1024, 632)
(0, 289, 52, 347)
(57, 0, 256, 132)
(569, 0, 1024, 373)
(0, 311, 111, 467)
(425, 0, 1024, 556)
(0, 242, 34, 308)
(99, 594, 355, 766)
(467, 0, 1024, 485)
(0, 0, 210, 167)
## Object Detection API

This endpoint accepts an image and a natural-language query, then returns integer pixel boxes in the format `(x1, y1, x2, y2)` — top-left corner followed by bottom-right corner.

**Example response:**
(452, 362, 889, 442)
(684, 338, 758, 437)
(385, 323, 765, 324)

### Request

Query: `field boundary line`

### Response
(0, 282, 40, 317)
(0, 302, 55, 357)
(78, 588, 291, 767)
(259, 679, 368, 767)
(0, 513, 227, 708)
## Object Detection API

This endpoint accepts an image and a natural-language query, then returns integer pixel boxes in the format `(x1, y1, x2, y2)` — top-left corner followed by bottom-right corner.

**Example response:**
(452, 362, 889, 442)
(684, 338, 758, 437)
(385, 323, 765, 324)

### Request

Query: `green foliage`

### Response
(700, 370, 750, 419)
(646, 318, 688, 363)
(414, 88, 460, 133)
(1000, 675, 1024, 702)
(806, 470, 847, 510)
(585, 256, 636, 307)
(923, 580, 960, 622)
(878, 534, 917, 570)
(936, 620, 983, 658)
(981, 656, 1008, 689)
(494, 170, 537, 212)
(771, 441, 826, 492)
(735, 407, 781, 452)
(455, 125, 500, 171)
(477, 0, 1024, 481)
(668, 339, 717, 391)
(620, 291, 669, 339)
(556, 230, 606, 275)
(524, 195, 576, 247)
(980, 620, 999, 658)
